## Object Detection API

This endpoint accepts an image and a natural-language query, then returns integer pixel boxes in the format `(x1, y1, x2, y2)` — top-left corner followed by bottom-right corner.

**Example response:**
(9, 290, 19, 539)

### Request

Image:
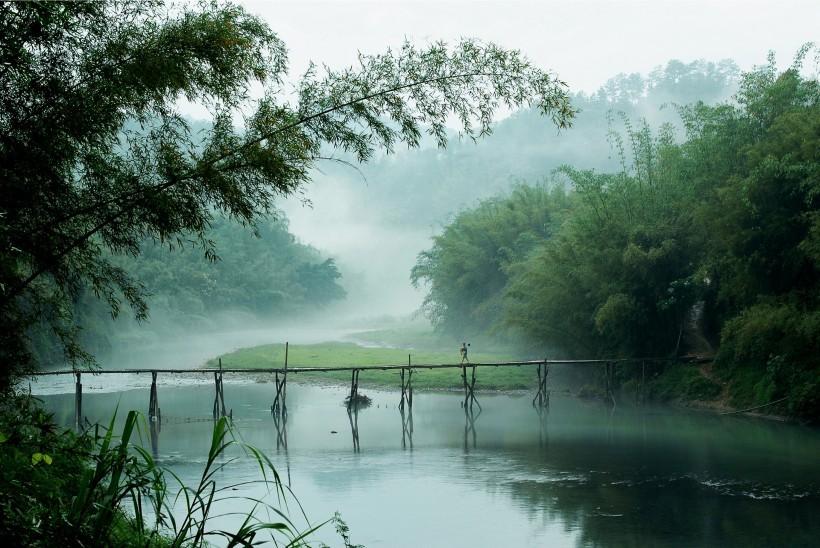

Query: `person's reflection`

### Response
(463, 405, 480, 451)
(400, 405, 414, 450)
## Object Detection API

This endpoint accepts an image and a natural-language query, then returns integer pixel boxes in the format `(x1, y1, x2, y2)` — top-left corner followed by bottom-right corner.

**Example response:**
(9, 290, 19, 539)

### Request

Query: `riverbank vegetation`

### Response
(30, 215, 347, 368)
(0, 395, 321, 546)
(412, 48, 820, 423)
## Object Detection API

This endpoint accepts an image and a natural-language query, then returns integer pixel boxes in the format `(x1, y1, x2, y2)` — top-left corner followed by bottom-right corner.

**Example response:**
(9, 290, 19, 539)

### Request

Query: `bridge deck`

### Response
(29, 358, 632, 376)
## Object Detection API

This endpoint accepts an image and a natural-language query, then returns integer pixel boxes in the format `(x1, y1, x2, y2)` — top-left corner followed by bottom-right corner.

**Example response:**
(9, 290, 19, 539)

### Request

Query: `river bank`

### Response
(205, 338, 804, 424)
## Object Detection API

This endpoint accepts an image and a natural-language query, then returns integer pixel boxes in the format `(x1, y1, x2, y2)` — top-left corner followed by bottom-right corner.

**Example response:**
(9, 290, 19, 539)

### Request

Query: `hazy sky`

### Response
(249, 0, 816, 93)
(179, 1, 819, 120)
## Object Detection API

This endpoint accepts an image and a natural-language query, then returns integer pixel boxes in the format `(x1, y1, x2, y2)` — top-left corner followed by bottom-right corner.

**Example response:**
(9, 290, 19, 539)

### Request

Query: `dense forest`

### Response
(29, 215, 345, 366)
(412, 51, 820, 421)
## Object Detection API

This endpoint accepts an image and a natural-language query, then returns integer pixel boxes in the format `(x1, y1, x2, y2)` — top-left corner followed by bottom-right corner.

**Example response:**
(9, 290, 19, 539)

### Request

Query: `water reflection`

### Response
(272, 406, 288, 451)
(536, 405, 549, 449)
(399, 405, 413, 450)
(150, 416, 160, 458)
(463, 405, 480, 451)
(347, 406, 360, 453)
(33, 383, 820, 548)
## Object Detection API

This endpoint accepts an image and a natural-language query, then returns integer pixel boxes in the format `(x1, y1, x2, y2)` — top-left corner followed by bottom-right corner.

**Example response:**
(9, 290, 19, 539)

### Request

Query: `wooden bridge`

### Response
(29, 342, 667, 431)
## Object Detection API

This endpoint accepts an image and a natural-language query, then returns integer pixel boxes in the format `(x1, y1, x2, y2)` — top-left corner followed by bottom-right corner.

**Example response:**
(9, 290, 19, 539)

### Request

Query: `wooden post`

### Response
(533, 360, 550, 408)
(348, 369, 356, 409)
(213, 370, 219, 420)
(400, 354, 413, 410)
(148, 370, 160, 423)
(272, 343, 288, 413)
(408, 367, 413, 409)
(213, 358, 227, 420)
(347, 406, 360, 452)
(399, 367, 406, 410)
(271, 371, 280, 412)
(461, 362, 469, 407)
(469, 364, 480, 410)
(74, 371, 82, 431)
(282, 341, 288, 410)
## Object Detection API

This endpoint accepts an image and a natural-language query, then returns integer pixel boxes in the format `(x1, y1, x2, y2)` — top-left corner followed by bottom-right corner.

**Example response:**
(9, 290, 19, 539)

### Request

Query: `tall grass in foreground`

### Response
(97, 411, 327, 547)
(0, 395, 361, 547)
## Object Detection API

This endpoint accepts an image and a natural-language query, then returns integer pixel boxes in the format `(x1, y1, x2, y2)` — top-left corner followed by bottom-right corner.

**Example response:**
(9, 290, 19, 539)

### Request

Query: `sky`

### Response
(186, 1, 818, 107)
(184, 0, 819, 319)
(180, 1, 819, 121)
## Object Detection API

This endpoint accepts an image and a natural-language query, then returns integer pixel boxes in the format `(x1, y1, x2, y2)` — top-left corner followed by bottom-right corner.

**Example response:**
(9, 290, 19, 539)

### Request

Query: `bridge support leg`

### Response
(462, 364, 480, 410)
(148, 371, 161, 424)
(399, 356, 414, 410)
(400, 403, 414, 450)
(399, 367, 406, 410)
(213, 358, 229, 420)
(408, 368, 413, 409)
(347, 405, 360, 452)
(347, 369, 360, 409)
(533, 361, 550, 409)
(74, 372, 82, 431)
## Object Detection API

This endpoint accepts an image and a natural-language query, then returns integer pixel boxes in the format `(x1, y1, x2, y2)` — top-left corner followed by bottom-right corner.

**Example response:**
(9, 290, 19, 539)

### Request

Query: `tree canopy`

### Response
(413, 47, 820, 421)
(0, 0, 574, 380)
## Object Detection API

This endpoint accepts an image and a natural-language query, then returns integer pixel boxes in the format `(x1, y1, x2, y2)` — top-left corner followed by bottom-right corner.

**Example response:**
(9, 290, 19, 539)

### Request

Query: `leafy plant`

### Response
(0, 395, 344, 546)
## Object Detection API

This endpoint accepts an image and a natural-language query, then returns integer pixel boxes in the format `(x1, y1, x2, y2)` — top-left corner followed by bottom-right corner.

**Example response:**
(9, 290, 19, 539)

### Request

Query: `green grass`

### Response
(206, 341, 540, 390)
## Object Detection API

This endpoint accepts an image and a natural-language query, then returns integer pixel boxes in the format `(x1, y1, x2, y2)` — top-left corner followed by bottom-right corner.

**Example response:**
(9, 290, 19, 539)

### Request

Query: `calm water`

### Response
(36, 379, 820, 547)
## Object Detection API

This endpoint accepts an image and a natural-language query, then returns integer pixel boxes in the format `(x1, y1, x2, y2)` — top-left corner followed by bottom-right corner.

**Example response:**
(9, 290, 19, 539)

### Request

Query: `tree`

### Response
(411, 184, 572, 335)
(0, 0, 574, 381)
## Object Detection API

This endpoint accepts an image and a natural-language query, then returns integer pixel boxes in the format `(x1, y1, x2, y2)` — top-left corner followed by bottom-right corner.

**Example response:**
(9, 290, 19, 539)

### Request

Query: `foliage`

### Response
(716, 301, 820, 418)
(0, 0, 574, 382)
(646, 363, 722, 402)
(414, 47, 820, 421)
(411, 184, 572, 336)
(29, 213, 346, 366)
(0, 395, 334, 546)
(505, 120, 703, 358)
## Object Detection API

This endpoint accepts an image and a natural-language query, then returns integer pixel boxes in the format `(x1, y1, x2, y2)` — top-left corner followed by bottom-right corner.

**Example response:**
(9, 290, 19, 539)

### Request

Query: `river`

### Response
(35, 379, 820, 547)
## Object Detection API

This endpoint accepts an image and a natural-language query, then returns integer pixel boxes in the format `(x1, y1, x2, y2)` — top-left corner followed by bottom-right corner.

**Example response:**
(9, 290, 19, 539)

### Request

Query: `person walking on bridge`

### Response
(460, 342, 470, 364)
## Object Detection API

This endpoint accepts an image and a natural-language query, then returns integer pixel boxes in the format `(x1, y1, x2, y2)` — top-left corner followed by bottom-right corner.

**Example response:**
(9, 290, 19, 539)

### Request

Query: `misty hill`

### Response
(310, 58, 739, 228)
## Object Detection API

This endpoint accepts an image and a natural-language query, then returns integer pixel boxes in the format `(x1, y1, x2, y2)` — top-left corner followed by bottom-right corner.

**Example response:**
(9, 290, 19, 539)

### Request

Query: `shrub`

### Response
(716, 302, 820, 422)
